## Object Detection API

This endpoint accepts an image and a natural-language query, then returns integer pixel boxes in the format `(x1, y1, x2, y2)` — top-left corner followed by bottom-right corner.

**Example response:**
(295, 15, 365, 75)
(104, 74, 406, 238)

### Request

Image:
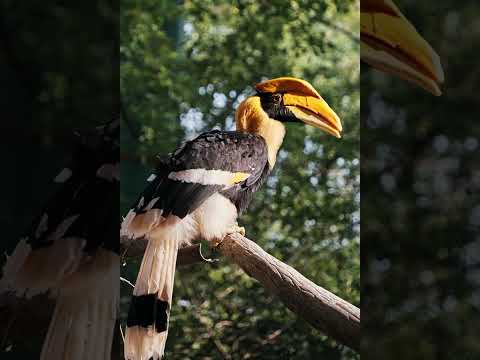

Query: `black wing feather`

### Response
(132, 130, 269, 218)
(25, 119, 119, 254)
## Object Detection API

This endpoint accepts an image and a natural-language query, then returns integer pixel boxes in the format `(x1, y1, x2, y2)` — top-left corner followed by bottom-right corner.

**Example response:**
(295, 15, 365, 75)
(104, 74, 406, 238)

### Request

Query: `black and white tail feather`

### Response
(121, 176, 199, 360)
(121, 214, 194, 360)
(121, 130, 269, 359)
(0, 119, 119, 360)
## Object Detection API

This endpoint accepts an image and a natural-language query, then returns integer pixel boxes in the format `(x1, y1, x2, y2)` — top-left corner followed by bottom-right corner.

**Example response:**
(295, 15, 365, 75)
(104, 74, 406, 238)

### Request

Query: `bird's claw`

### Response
(211, 224, 246, 248)
(227, 224, 246, 237)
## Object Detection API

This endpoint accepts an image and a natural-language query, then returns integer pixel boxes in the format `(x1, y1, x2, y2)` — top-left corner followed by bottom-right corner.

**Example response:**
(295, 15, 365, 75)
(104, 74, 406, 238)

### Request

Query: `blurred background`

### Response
(361, 1, 480, 359)
(0, 1, 117, 358)
(121, 0, 359, 359)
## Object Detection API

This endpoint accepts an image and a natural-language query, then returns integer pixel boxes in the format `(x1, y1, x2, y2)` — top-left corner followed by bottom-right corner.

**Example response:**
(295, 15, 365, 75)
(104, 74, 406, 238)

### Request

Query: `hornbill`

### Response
(0, 120, 119, 360)
(121, 77, 342, 360)
(361, 0, 444, 95)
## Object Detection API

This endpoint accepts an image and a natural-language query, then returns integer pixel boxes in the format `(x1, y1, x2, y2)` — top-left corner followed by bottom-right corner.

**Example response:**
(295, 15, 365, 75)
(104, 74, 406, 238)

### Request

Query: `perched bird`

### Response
(361, 0, 444, 95)
(0, 119, 119, 360)
(121, 77, 342, 359)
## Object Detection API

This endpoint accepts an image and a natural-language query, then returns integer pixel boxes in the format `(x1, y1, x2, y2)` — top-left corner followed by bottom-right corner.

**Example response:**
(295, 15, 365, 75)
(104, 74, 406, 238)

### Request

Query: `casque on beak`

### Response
(361, 0, 444, 96)
(255, 77, 343, 138)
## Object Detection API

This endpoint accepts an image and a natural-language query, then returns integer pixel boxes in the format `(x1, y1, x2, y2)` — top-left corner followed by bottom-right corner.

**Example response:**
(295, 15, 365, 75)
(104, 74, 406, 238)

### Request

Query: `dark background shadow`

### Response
(0, 1, 118, 358)
(361, 1, 480, 359)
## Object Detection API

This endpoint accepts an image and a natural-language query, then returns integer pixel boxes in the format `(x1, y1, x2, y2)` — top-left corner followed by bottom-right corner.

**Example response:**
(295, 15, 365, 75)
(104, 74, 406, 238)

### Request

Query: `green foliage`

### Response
(121, 1, 359, 358)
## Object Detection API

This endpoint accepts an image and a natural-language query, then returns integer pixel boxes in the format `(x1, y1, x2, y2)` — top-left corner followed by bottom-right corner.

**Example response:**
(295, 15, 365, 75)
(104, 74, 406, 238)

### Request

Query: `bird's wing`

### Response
(1, 118, 119, 303)
(129, 130, 269, 221)
(26, 119, 120, 254)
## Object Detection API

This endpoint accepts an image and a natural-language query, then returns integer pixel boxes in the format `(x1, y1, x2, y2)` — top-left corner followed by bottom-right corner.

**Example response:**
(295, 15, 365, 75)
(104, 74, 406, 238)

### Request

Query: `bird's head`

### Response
(236, 77, 342, 137)
(235, 77, 342, 167)
(361, 0, 444, 95)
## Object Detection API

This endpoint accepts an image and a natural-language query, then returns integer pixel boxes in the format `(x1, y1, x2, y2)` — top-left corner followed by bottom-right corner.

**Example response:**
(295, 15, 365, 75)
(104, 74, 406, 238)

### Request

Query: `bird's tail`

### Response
(0, 236, 86, 297)
(124, 226, 179, 360)
(40, 248, 119, 360)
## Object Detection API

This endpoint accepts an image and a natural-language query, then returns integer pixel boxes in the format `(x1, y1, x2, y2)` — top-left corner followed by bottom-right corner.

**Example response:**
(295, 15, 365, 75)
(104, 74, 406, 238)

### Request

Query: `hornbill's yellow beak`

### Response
(256, 77, 343, 138)
(361, 0, 444, 95)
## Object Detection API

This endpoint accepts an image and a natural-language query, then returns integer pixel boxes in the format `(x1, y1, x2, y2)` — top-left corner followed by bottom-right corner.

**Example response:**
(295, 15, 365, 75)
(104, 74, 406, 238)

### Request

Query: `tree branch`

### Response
(217, 233, 359, 351)
(317, 18, 360, 44)
(121, 237, 205, 267)
(121, 233, 360, 352)
(3, 234, 360, 352)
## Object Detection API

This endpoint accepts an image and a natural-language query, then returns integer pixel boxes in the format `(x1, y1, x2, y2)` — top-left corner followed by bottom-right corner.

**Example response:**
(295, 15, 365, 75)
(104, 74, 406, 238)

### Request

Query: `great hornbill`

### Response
(361, 0, 444, 95)
(121, 77, 342, 359)
(0, 120, 119, 360)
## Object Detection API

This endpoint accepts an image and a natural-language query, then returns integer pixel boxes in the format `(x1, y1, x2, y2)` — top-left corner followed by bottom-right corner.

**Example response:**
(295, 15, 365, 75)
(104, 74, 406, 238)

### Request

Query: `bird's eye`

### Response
(273, 94, 282, 102)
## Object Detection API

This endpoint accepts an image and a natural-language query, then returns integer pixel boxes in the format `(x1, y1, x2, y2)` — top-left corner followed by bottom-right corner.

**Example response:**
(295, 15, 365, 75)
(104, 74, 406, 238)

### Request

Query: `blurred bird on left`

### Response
(0, 119, 119, 360)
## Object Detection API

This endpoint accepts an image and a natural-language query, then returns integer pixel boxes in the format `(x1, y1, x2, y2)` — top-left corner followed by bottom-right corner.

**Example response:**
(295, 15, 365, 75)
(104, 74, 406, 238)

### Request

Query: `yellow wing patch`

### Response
(229, 172, 250, 185)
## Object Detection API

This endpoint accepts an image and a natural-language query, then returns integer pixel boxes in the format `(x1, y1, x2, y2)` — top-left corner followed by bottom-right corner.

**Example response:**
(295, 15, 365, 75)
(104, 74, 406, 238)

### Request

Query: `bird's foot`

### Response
(227, 223, 246, 237)
(211, 224, 246, 248)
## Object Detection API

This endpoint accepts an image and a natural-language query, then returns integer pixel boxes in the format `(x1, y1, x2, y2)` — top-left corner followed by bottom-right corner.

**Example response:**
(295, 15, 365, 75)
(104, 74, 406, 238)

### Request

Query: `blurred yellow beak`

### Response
(361, 0, 444, 95)
(255, 77, 343, 138)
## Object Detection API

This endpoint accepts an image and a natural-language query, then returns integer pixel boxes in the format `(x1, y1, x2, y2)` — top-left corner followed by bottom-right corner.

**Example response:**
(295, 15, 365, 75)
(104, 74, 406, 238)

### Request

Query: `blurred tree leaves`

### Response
(121, 0, 359, 359)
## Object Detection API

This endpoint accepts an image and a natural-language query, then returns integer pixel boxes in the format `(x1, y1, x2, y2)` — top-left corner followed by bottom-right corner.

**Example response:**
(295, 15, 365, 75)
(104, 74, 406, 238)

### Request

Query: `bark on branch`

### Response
(121, 233, 360, 352)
